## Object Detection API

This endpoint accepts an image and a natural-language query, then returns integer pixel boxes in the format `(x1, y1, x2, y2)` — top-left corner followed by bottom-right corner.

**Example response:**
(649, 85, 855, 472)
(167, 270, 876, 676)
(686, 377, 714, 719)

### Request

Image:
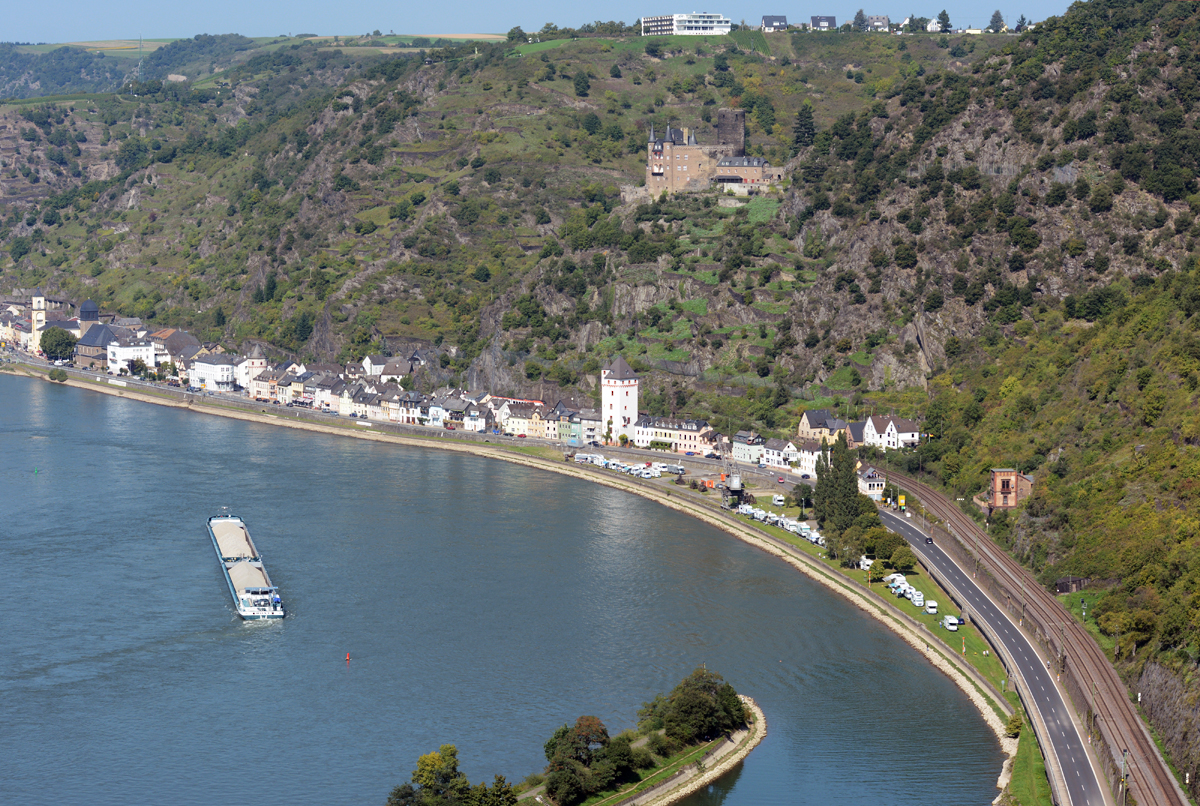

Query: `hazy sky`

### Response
(14, 0, 1073, 44)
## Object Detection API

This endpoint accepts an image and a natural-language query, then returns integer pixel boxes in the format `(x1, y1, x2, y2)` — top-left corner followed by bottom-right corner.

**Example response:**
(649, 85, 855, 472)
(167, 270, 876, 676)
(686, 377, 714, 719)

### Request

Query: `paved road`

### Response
(882, 510, 1109, 806)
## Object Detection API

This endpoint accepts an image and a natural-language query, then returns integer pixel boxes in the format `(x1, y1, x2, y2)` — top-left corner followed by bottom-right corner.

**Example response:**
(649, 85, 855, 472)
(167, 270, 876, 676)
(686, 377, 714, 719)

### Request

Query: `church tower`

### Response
(600, 355, 639, 443)
(30, 289, 47, 353)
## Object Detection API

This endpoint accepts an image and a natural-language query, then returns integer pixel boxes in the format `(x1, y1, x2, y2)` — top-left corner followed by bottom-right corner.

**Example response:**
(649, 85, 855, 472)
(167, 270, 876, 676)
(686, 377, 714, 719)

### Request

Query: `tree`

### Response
(852, 9, 868, 32)
(609, 63, 622, 78)
(573, 71, 591, 97)
(661, 667, 746, 745)
(937, 10, 951, 32)
(792, 103, 815, 153)
(890, 545, 917, 573)
(987, 10, 1005, 32)
(506, 26, 526, 43)
(39, 326, 77, 361)
(115, 137, 149, 171)
(1014, 14, 1028, 31)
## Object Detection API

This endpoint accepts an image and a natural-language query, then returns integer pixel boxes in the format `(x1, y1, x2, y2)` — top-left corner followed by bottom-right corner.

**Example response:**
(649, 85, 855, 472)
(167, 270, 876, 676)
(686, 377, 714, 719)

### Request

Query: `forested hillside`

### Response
(4, 3, 1200, 761)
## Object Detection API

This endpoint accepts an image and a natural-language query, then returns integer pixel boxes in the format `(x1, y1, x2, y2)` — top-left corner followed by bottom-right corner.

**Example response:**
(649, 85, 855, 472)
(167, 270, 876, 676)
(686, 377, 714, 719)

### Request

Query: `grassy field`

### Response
(1007, 719, 1054, 805)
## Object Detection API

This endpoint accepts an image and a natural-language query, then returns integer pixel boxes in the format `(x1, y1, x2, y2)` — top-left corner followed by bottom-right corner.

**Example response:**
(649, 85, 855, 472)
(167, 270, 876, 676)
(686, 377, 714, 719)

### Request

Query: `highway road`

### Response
(882, 510, 1109, 806)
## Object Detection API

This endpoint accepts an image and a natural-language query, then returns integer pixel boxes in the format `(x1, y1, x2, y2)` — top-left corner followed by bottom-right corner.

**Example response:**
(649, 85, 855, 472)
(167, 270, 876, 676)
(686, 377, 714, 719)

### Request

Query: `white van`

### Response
(883, 573, 905, 585)
(772, 494, 785, 507)
(942, 615, 959, 631)
(911, 591, 925, 607)
(925, 600, 939, 615)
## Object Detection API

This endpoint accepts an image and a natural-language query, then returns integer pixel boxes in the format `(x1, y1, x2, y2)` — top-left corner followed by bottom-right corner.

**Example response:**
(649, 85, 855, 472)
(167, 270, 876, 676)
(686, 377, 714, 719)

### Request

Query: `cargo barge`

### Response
(207, 514, 285, 619)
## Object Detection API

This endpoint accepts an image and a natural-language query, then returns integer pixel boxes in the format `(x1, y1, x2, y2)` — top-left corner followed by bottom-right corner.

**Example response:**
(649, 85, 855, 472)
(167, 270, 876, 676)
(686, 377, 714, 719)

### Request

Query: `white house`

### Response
(190, 353, 238, 391)
(731, 430, 765, 465)
(362, 354, 389, 376)
(762, 438, 796, 470)
(106, 338, 157, 374)
(793, 440, 824, 478)
(463, 405, 494, 433)
(857, 466, 886, 501)
(863, 415, 921, 451)
(601, 356, 639, 442)
(380, 359, 410, 383)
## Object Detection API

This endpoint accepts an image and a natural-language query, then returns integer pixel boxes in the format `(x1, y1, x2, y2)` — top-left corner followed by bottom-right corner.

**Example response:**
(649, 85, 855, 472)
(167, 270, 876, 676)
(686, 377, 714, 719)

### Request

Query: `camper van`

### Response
(911, 591, 925, 607)
(942, 615, 959, 631)
(771, 494, 786, 507)
(925, 600, 939, 615)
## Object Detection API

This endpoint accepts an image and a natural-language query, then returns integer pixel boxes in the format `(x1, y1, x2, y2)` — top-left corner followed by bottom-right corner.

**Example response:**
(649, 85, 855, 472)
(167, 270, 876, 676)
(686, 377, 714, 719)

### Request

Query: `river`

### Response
(0, 373, 1002, 804)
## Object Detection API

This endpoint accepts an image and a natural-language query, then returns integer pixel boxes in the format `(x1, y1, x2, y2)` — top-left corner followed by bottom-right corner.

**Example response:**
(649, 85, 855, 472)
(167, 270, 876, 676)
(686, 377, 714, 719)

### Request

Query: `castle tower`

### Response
(601, 355, 639, 443)
(238, 343, 268, 390)
(30, 289, 46, 353)
(716, 108, 746, 156)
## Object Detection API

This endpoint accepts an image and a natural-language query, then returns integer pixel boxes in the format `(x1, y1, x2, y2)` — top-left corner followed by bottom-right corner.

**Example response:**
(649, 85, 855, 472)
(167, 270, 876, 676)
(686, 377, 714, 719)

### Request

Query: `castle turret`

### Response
(600, 355, 639, 443)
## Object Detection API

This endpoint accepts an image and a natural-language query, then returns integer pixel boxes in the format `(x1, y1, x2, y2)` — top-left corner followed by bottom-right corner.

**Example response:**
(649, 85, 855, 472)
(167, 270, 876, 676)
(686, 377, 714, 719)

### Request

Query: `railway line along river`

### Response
(0, 373, 1003, 804)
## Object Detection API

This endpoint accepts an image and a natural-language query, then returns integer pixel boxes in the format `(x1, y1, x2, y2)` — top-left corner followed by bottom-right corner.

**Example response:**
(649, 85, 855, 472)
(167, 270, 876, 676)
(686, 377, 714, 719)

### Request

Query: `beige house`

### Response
(797, 409, 846, 443)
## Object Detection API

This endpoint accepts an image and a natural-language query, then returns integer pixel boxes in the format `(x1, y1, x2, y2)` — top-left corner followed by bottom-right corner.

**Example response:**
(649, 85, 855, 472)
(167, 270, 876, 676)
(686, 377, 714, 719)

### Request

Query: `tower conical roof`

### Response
(249, 343, 265, 360)
(604, 355, 638, 380)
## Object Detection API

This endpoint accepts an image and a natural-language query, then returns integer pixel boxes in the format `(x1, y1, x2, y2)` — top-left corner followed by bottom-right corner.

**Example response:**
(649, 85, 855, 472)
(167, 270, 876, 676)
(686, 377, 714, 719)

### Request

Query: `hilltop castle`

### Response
(646, 109, 782, 194)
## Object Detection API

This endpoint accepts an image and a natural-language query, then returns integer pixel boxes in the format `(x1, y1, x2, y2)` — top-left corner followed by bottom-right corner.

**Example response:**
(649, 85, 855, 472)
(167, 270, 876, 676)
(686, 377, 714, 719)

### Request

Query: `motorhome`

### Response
(925, 600, 939, 615)
(911, 591, 925, 607)
(771, 494, 786, 507)
(942, 615, 959, 631)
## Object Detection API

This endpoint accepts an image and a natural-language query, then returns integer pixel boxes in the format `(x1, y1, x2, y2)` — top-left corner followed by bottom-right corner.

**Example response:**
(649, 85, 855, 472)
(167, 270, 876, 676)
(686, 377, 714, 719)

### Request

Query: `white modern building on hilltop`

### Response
(641, 12, 732, 36)
(601, 356, 639, 442)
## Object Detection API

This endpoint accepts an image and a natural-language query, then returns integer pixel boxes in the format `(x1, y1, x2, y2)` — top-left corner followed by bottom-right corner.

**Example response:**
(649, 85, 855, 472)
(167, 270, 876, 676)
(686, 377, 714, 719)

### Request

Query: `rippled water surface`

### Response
(0, 374, 1002, 804)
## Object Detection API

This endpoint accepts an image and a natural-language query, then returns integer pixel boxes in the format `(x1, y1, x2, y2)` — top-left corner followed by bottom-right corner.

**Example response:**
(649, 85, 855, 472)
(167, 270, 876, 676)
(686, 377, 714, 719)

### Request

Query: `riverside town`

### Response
(5, 4, 1200, 805)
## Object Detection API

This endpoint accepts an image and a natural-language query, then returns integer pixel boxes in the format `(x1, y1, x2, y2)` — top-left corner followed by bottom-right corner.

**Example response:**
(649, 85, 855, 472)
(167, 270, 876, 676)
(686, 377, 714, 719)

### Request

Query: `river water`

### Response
(0, 373, 1002, 804)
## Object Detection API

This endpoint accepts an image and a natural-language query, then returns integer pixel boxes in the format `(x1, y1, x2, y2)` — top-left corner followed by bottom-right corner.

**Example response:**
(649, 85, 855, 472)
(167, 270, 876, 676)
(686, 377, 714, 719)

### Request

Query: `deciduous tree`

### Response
(39, 326, 77, 361)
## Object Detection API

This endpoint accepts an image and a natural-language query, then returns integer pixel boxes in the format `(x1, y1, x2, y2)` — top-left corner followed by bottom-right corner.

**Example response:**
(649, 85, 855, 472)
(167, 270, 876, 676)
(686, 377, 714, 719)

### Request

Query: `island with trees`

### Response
(385, 668, 761, 806)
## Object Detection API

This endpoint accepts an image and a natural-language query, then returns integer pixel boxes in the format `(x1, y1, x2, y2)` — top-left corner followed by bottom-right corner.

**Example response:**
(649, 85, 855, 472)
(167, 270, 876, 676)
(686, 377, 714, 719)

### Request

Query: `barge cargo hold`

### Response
(207, 515, 285, 619)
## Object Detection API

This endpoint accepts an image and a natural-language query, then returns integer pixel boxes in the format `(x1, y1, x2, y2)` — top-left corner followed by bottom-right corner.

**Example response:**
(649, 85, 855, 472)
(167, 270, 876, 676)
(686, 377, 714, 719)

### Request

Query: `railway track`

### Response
(890, 470, 1187, 806)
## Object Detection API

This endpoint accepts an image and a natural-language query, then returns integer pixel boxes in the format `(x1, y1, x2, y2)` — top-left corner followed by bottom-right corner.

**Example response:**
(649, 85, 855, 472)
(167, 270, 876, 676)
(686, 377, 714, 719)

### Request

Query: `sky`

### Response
(11, 0, 1076, 44)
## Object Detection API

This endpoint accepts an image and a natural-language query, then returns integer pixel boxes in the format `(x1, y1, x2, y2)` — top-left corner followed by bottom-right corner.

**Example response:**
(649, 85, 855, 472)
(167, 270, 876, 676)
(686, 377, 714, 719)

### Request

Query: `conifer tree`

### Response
(852, 9, 868, 32)
(792, 103, 815, 155)
(937, 9, 952, 32)
(988, 10, 1005, 32)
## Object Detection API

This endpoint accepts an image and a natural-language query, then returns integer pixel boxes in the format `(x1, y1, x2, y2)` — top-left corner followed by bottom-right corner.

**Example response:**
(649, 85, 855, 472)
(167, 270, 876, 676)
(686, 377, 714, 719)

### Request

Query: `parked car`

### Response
(444, 424, 456, 430)
(517, 434, 527, 438)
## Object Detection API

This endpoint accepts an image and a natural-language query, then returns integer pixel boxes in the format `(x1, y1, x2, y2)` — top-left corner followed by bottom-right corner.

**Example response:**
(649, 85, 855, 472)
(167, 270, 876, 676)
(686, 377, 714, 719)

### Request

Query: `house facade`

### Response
(732, 430, 765, 464)
(190, 354, 238, 391)
(797, 409, 846, 443)
(810, 15, 837, 30)
(760, 15, 788, 31)
(988, 468, 1034, 509)
(862, 415, 921, 450)
(857, 466, 886, 501)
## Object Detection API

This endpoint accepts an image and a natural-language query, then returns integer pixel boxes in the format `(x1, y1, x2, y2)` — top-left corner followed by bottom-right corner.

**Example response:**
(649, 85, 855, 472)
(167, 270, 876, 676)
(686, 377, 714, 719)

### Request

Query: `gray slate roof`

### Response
(603, 355, 638, 380)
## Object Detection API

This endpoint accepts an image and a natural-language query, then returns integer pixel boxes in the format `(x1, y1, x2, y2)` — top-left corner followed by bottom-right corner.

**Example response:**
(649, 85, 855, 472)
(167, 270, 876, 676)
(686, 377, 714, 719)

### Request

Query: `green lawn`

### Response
(1008, 719, 1053, 805)
(509, 39, 572, 56)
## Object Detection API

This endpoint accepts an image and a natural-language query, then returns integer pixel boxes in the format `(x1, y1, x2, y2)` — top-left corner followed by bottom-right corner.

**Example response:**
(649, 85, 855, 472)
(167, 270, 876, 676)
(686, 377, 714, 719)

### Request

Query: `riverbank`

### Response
(10, 365, 1014, 795)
